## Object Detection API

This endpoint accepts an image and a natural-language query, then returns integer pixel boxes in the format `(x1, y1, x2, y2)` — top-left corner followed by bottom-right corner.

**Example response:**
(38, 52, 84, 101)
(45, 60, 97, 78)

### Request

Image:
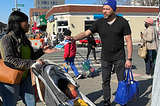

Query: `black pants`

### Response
(101, 59, 125, 103)
(87, 46, 96, 60)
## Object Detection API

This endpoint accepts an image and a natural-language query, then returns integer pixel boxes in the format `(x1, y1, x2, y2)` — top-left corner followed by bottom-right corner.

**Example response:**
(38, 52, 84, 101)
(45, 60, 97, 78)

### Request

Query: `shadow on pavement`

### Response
(131, 65, 138, 70)
(112, 78, 153, 106)
(86, 89, 103, 106)
(86, 76, 153, 106)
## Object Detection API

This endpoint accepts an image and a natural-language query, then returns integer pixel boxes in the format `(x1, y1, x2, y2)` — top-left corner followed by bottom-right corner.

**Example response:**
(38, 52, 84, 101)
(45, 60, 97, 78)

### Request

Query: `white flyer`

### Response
(54, 40, 69, 49)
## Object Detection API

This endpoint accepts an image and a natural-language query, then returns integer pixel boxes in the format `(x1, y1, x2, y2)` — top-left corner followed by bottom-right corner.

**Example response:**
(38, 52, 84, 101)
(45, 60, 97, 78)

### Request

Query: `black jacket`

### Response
(0, 31, 44, 70)
(87, 35, 96, 48)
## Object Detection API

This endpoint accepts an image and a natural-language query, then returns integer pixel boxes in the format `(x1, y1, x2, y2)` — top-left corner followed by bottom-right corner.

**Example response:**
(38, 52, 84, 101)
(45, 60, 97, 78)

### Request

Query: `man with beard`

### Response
(69, 0, 132, 105)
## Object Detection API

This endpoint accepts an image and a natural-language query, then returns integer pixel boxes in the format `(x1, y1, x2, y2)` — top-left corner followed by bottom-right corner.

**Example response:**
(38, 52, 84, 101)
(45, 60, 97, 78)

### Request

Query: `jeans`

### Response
(144, 50, 155, 75)
(101, 59, 125, 102)
(63, 57, 80, 76)
(44, 42, 47, 46)
(0, 75, 35, 106)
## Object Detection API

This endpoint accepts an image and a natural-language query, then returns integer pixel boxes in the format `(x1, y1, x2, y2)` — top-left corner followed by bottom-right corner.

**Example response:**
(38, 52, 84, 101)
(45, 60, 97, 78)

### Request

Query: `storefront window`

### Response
(57, 21, 68, 26)
(85, 20, 95, 31)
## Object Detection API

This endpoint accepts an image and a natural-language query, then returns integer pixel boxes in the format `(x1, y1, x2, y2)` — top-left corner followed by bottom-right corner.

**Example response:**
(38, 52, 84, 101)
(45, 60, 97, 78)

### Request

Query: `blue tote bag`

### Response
(114, 68, 139, 105)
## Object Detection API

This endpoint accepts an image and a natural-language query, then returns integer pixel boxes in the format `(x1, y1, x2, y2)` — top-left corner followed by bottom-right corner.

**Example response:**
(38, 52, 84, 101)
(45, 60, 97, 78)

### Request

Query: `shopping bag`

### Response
(138, 39, 147, 58)
(81, 61, 91, 71)
(138, 46, 147, 58)
(0, 56, 25, 84)
(114, 68, 139, 105)
(152, 50, 157, 64)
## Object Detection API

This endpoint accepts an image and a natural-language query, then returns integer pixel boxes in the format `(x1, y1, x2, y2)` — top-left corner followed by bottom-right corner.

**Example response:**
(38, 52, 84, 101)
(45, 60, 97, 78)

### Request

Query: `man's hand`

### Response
(125, 60, 132, 69)
(68, 36, 75, 43)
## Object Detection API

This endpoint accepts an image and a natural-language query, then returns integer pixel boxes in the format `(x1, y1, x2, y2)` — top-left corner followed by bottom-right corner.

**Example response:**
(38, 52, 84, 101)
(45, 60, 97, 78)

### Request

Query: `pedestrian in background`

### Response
(44, 34, 48, 46)
(86, 34, 99, 64)
(69, 0, 132, 105)
(63, 29, 82, 80)
(0, 11, 56, 106)
(51, 32, 57, 47)
(58, 30, 64, 42)
(140, 18, 159, 78)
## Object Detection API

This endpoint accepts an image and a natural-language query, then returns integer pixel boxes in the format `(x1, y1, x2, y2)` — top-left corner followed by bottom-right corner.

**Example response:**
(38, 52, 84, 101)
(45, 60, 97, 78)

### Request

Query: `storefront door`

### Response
(57, 26, 68, 33)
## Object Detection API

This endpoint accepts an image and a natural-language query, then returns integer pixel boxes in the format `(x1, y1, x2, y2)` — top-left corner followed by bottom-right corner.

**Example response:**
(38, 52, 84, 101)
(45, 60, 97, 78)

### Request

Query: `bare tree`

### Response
(117, 0, 132, 5)
(93, 0, 105, 5)
(136, 0, 159, 6)
(93, 0, 132, 5)
(93, 0, 159, 6)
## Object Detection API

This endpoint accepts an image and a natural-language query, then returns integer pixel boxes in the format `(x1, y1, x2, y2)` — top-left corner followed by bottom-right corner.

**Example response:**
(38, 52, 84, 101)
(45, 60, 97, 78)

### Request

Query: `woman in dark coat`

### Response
(87, 35, 99, 64)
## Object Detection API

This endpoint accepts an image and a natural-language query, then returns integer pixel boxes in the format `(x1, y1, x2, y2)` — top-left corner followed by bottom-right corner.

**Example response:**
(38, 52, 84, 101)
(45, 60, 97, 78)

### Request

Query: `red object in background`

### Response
(32, 22, 41, 34)
(79, 39, 88, 43)
(79, 38, 101, 44)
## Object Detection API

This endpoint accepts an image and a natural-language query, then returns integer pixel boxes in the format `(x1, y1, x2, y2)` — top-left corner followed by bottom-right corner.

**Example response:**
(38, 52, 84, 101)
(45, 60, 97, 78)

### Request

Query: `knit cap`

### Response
(103, 0, 117, 11)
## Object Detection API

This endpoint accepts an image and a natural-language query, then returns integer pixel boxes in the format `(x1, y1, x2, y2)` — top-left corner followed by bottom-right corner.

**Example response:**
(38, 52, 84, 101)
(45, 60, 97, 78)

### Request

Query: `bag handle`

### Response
(127, 69, 135, 83)
(142, 38, 147, 47)
(123, 68, 135, 83)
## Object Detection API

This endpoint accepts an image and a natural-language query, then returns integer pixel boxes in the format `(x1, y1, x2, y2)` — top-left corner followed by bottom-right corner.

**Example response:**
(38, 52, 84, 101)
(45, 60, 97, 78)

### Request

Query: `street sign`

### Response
(12, 8, 21, 12)
(17, 4, 24, 7)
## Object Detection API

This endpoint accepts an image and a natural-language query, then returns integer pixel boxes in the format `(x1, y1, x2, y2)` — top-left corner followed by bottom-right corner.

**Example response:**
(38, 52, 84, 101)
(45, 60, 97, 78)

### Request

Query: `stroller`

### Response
(75, 52, 97, 77)
(31, 60, 96, 106)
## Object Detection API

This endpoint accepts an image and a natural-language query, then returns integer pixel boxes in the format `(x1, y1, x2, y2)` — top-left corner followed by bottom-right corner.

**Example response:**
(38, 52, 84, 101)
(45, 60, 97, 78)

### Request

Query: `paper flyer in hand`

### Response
(55, 40, 69, 49)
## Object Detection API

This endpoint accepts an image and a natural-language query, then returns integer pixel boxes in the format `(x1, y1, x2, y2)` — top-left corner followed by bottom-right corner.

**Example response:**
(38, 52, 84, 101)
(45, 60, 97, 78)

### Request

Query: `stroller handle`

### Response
(31, 62, 42, 76)
(31, 60, 55, 76)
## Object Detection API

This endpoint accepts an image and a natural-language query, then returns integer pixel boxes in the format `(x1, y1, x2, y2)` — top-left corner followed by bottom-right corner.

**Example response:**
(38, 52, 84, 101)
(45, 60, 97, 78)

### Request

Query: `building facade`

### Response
(29, 0, 65, 33)
(29, 8, 49, 32)
(34, 0, 65, 9)
(45, 4, 159, 43)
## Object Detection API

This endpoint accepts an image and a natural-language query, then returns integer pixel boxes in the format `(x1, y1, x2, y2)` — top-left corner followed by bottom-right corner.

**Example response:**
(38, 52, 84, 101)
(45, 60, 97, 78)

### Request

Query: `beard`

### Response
(104, 15, 108, 19)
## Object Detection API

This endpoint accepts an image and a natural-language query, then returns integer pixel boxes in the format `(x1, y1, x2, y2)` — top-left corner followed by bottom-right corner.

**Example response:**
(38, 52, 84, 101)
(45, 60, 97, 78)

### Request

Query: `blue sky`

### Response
(0, 0, 97, 24)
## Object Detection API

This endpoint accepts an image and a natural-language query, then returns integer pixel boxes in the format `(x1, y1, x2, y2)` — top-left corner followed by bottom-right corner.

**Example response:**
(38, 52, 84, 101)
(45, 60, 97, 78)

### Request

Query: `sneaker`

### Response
(104, 101, 111, 106)
(95, 60, 100, 64)
(76, 74, 82, 80)
(104, 103, 110, 106)
(141, 75, 152, 78)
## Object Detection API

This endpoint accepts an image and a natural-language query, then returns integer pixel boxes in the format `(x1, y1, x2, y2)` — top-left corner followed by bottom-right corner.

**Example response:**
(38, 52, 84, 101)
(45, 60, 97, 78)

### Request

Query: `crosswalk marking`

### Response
(39, 50, 101, 75)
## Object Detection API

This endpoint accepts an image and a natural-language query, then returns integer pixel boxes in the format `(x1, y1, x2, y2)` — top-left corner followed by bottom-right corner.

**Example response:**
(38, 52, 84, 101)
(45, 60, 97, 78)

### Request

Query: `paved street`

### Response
(15, 45, 153, 106)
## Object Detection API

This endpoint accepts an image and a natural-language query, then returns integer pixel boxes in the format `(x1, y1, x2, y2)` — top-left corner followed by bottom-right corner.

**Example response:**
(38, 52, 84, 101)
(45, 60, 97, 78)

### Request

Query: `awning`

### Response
(94, 14, 123, 19)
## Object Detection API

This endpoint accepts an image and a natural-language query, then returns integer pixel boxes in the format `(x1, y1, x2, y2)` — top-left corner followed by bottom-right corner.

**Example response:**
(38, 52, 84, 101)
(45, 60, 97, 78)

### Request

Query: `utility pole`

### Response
(15, 0, 17, 11)
(12, 0, 21, 11)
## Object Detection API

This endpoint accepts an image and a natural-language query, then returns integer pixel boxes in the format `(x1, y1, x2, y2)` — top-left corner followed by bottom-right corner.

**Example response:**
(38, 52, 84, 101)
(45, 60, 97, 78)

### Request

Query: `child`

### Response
(58, 78, 88, 106)
(63, 30, 82, 79)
